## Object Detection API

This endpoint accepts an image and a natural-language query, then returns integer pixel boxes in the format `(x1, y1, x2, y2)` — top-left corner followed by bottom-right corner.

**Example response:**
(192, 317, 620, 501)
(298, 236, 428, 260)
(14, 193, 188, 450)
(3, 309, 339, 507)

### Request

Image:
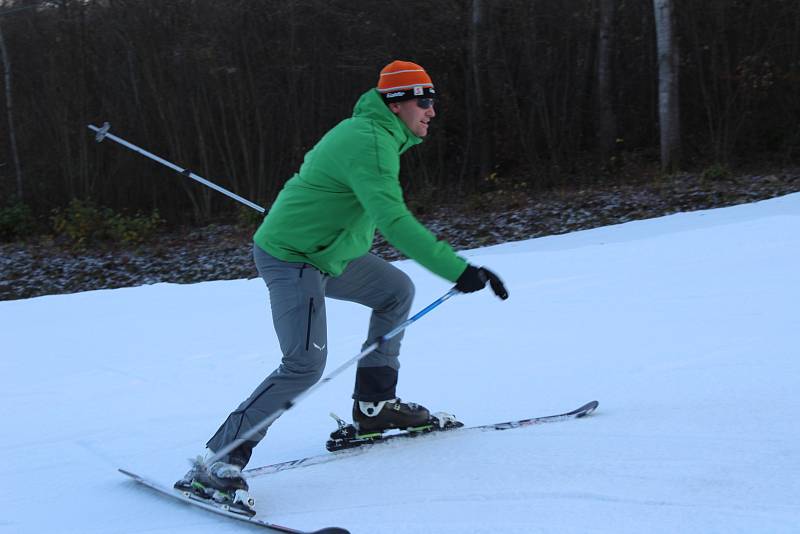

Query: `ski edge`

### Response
(489, 399, 599, 429)
(118, 468, 349, 534)
(245, 400, 599, 479)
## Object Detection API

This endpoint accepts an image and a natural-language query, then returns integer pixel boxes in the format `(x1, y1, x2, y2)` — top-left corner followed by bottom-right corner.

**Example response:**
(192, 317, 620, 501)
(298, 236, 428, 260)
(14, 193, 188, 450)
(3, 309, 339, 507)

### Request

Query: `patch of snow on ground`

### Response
(1, 194, 799, 533)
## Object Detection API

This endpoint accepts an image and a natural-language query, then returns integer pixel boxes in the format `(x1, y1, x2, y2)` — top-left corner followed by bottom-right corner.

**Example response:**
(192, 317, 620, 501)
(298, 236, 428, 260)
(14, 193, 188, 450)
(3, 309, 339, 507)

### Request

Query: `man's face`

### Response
(389, 98, 436, 138)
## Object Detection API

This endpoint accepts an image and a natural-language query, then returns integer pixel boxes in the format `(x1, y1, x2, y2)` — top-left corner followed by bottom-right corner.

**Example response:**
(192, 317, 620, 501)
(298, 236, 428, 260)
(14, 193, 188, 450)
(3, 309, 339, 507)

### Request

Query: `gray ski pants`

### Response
(206, 244, 415, 466)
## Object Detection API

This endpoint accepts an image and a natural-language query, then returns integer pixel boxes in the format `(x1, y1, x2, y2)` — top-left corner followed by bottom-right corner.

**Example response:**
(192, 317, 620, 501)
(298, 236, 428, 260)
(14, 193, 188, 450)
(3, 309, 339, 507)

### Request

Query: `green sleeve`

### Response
(347, 129, 468, 282)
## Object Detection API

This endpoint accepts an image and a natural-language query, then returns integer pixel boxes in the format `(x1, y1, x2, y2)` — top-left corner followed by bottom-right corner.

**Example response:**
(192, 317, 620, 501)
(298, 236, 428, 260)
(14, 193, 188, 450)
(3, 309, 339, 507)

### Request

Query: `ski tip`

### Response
(311, 529, 351, 534)
(576, 400, 599, 417)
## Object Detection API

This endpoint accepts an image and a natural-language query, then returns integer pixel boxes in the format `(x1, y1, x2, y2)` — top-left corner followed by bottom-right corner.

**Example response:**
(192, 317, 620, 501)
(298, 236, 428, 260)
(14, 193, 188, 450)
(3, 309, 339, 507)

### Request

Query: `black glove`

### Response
(455, 265, 509, 300)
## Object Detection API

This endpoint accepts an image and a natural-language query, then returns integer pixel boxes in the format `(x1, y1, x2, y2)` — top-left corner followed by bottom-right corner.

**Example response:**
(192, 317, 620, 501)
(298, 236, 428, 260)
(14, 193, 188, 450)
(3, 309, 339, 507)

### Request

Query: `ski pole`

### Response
(205, 288, 459, 468)
(87, 122, 265, 213)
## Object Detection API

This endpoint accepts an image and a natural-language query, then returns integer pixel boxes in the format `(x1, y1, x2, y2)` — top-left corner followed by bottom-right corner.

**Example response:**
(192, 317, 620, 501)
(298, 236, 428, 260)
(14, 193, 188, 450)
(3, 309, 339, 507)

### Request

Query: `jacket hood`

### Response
(352, 88, 423, 155)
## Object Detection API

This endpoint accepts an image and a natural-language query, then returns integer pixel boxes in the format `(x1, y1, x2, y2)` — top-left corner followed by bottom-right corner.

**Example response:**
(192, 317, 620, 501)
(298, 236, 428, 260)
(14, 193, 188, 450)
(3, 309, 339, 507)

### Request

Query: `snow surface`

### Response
(2, 194, 799, 533)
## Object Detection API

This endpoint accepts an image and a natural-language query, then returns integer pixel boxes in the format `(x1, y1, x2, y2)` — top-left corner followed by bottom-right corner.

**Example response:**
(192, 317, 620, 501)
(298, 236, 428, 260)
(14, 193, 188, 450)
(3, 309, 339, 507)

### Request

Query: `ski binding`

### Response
(325, 411, 464, 452)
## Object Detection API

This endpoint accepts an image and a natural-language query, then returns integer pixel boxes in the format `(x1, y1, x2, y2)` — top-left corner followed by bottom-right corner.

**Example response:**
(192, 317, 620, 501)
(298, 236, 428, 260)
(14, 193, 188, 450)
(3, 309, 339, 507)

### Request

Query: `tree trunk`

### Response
(652, 0, 680, 172)
(0, 21, 22, 200)
(469, 0, 491, 180)
(595, 0, 617, 164)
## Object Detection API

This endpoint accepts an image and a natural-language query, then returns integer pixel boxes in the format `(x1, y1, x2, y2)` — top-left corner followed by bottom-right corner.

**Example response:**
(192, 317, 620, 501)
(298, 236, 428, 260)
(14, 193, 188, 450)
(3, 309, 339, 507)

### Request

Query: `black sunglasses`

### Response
(416, 98, 436, 110)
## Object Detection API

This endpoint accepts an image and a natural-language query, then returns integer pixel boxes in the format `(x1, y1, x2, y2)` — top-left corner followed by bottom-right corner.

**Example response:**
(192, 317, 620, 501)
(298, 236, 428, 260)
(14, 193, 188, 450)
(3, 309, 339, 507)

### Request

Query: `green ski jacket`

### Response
(253, 88, 468, 282)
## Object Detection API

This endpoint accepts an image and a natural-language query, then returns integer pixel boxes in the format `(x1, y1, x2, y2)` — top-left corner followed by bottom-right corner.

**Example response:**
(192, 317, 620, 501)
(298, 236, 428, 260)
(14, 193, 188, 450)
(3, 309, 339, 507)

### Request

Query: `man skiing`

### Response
(181, 60, 508, 506)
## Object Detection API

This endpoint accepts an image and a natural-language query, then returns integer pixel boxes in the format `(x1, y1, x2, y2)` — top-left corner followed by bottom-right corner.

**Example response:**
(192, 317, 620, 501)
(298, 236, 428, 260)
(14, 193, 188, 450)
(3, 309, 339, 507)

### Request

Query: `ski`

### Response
(245, 400, 598, 479)
(118, 468, 349, 534)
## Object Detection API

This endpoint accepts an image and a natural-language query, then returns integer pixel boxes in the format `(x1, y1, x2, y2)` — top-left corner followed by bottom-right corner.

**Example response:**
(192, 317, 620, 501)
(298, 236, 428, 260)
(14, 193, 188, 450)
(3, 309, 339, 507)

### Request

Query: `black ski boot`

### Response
(352, 398, 431, 432)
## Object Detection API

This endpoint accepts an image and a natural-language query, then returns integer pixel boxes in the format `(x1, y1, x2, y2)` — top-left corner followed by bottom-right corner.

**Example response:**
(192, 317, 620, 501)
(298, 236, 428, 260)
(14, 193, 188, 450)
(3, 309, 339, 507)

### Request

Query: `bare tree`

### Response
(652, 0, 680, 171)
(463, 0, 491, 183)
(595, 0, 617, 164)
(0, 19, 22, 199)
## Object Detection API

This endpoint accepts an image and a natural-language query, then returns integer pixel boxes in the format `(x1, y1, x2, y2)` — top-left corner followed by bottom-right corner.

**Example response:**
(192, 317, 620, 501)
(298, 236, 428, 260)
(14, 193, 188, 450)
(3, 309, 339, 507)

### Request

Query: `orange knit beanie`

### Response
(377, 60, 436, 102)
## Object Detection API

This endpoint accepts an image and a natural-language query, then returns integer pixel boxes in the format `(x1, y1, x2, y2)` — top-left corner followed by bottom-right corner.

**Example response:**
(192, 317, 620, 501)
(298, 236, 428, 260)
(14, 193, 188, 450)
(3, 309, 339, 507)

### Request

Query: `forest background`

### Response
(0, 0, 799, 299)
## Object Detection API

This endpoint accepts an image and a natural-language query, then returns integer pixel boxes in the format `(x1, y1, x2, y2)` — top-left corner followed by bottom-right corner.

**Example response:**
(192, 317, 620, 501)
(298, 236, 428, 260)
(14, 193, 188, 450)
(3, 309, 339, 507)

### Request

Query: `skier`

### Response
(181, 60, 508, 504)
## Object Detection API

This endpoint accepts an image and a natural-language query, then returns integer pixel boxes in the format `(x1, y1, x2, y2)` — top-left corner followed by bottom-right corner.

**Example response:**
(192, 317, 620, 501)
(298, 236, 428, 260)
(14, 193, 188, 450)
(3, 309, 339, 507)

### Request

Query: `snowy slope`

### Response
(2, 194, 799, 533)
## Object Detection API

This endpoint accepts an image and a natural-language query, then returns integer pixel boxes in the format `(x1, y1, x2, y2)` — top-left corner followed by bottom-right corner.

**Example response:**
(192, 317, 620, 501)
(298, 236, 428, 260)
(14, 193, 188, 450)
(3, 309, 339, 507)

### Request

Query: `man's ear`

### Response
(388, 102, 401, 114)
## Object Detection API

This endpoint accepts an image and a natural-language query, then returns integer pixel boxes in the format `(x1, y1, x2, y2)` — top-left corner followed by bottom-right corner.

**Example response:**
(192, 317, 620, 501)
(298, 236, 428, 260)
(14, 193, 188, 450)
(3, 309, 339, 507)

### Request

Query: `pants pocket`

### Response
(305, 297, 314, 351)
